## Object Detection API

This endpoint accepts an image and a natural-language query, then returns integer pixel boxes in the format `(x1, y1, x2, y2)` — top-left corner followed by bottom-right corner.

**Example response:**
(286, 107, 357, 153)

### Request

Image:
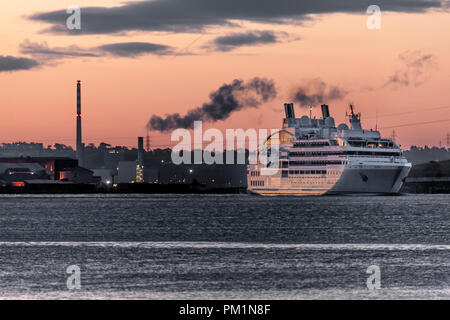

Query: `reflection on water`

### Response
(0, 194, 448, 299)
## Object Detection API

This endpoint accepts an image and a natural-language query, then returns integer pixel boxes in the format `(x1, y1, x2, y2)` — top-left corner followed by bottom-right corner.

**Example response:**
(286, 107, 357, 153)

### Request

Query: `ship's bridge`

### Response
(337, 129, 381, 139)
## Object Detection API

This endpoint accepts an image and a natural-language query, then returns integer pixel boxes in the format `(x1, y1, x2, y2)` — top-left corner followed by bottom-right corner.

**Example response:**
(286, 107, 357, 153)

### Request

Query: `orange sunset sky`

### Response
(0, 0, 449, 149)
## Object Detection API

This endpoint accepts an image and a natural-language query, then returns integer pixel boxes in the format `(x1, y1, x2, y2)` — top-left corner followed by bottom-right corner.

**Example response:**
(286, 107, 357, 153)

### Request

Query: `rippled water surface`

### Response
(0, 194, 449, 299)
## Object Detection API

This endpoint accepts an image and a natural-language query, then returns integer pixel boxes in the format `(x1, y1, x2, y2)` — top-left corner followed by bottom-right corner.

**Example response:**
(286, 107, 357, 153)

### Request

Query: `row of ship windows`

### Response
(287, 170, 341, 175)
(291, 180, 335, 185)
(293, 142, 332, 147)
(282, 170, 327, 177)
(289, 151, 401, 157)
(348, 141, 395, 148)
(292, 141, 396, 148)
(250, 180, 264, 186)
(250, 171, 261, 177)
(289, 160, 344, 166)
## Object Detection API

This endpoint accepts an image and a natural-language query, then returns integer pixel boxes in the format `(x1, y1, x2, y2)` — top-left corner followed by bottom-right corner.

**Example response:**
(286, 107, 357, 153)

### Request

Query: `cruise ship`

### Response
(247, 103, 411, 196)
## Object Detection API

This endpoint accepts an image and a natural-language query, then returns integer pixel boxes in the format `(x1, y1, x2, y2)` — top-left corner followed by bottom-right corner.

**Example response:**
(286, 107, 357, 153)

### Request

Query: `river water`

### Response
(0, 194, 448, 299)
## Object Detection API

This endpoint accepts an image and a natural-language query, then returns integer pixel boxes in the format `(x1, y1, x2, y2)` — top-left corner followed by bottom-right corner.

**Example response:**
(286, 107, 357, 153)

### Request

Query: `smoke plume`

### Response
(291, 78, 348, 107)
(383, 50, 436, 88)
(148, 77, 277, 132)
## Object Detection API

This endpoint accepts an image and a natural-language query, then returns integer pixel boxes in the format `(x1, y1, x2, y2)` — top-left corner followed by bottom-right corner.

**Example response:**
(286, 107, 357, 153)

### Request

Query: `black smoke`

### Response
(292, 78, 347, 107)
(383, 50, 436, 88)
(148, 77, 277, 132)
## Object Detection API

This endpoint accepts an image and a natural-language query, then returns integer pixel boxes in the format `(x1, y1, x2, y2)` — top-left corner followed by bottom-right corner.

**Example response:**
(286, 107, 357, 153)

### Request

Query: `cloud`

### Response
(29, 0, 444, 35)
(19, 40, 176, 65)
(291, 78, 348, 107)
(148, 77, 277, 132)
(0, 55, 39, 72)
(97, 42, 173, 57)
(210, 30, 285, 52)
(384, 50, 437, 88)
(20, 40, 99, 61)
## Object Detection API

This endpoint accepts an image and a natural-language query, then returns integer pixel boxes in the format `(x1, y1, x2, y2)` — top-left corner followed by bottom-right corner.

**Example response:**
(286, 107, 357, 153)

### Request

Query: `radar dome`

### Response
(300, 116, 311, 126)
(337, 123, 349, 131)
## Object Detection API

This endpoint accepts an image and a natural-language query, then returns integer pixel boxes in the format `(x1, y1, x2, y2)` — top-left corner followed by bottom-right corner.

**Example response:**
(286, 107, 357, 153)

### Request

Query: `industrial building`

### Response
(117, 161, 138, 183)
(0, 157, 100, 192)
(91, 168, 114, 185)
(0, 81, 247, 193)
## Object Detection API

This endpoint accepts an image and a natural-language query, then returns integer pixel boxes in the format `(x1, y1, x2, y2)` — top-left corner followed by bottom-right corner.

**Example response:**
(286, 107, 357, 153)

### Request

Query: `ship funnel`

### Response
(284, 103, 295, 119)
(321, 104, 330, 119)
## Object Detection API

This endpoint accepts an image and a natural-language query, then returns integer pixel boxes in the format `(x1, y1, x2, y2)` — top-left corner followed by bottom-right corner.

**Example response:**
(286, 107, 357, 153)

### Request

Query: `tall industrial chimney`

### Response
(76, 80, 84, 166)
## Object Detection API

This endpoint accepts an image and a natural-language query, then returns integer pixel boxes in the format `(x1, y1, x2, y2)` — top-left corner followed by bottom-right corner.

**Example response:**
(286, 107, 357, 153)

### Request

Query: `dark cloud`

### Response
(20, 40, 99, 60)
(29, 0, 443, 35)
(211, 30, 284, 52)
(148, 77, 277, 132)
(384, 50, 436, 88)
(0, 55, 39, 72)
(19, 40, 175, 63)
(97, 42, 173, 57)
(291, 78, 348, 107)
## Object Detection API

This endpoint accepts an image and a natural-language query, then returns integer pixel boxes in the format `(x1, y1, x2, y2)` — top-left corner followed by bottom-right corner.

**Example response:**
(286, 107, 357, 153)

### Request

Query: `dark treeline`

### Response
(2, 142, 450, 168)
(404, 146, 450, 165)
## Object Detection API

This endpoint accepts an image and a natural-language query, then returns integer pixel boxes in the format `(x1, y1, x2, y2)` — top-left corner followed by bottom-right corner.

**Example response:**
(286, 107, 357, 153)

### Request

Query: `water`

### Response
(0, 194, 449, 299)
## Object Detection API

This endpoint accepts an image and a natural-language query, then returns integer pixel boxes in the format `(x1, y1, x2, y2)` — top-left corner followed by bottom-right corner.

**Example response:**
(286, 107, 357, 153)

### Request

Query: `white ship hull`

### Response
(248, 163, 411, 196)
(327, 165, 411, 195)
